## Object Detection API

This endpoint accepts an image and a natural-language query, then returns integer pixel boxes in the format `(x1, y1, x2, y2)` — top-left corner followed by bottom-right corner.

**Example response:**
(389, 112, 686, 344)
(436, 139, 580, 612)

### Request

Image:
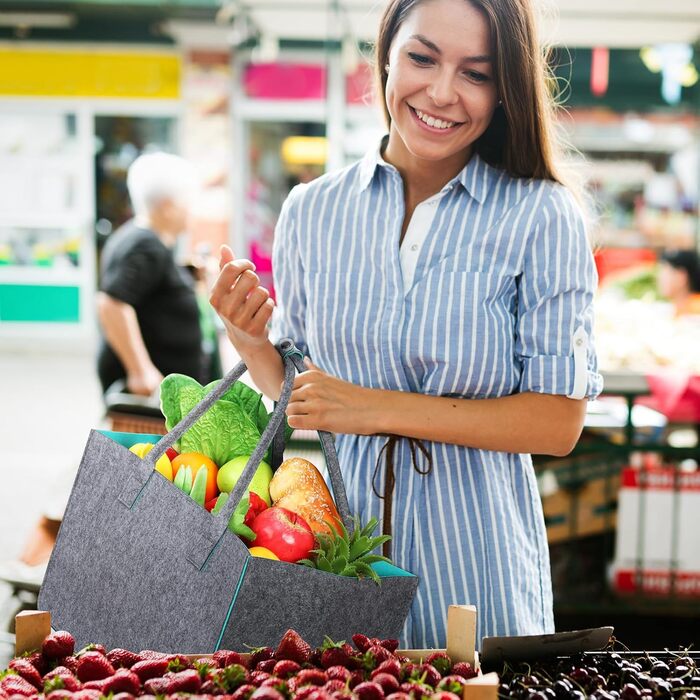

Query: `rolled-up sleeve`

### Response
(269, 184, 309, 357)
(516, 184, 604, 400)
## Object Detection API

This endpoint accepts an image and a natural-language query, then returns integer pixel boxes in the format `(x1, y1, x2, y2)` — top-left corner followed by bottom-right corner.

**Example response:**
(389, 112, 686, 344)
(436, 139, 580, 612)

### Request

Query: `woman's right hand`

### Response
(209, 244, 275, 349)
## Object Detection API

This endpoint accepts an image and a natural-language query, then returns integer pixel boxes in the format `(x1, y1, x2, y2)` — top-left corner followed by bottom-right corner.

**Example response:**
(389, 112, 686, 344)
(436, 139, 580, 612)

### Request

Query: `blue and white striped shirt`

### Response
(271, 140, 604, 649)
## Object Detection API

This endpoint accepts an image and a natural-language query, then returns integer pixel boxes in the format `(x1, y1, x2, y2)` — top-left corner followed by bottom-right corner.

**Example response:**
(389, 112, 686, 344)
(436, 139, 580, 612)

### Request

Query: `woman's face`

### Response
(385, 0, 499, 165)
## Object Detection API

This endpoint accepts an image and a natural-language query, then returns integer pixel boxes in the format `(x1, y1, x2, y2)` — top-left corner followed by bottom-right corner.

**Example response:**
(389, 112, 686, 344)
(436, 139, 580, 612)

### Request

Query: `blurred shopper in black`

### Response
(97, 152, 205, 395)
(658, 249, 700, 317)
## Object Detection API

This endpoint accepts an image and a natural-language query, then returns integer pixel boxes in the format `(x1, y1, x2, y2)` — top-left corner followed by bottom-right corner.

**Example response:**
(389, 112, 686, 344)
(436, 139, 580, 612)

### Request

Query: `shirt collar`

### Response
(357, 135, 493, 205)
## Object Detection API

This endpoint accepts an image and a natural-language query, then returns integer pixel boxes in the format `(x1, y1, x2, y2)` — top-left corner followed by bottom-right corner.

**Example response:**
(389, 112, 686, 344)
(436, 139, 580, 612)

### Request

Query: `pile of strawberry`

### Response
(0, 628, 479, 700)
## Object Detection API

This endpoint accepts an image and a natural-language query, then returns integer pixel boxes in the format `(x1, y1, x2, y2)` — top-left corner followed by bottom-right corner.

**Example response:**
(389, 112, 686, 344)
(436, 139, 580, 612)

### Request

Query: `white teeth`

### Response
(415, 108, 455, 129)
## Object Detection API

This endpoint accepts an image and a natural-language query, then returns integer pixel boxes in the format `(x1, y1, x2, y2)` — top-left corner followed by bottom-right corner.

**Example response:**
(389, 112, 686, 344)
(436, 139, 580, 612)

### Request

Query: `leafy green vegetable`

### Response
(160, 374, 294, 467)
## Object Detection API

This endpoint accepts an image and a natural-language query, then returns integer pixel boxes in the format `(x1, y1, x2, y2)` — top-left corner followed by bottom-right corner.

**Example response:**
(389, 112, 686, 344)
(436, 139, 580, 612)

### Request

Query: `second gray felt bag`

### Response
(38, 339, 419, 652)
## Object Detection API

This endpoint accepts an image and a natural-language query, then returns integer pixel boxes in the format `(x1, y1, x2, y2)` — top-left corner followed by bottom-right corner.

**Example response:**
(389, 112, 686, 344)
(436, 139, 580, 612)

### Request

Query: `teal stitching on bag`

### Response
(215, 556, 250, 651)
(282, 347, 304, 362)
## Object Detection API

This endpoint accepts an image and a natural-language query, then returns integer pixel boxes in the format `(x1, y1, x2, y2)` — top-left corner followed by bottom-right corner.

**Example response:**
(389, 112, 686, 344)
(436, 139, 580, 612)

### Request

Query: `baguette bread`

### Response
(269, 457, 342, 536)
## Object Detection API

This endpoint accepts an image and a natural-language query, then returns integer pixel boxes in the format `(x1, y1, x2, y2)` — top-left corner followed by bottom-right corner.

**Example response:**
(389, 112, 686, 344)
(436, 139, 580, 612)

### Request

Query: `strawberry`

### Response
(231, 683, 256, 700)
(102, 669, 140, 695)
(374, 660, 401, 680)
(145, 669, 201, 695)
(194, 658, 216, 679)
(77, 644, 107, 657)
(399, 663, 419, 682)
(73, 691, 102, 700)
(354, 681, 385, 700)
(131, 658, 170, 682)
(326, 666, 352, 682)
(201, 678, 224, 695)
(249, 647, 275, 670)
(436, 676, 468, 694)
(296, 669, 328, 687)
(272, 660, 300, 679)
(43, 669, 81, 693)
(320, 640, 354, 670)
(306, 691, 333, 700)
(274, 630, 312, 665)
(430, 692, 461, 700)
(55, 656, 79, 674)
(46, 691, 74, 700)
(107, 648, 141, 669)
(42, 631, 75, 660)
(213, 650, 248, 669)
(417, 664, 442, 688)
(450, 662, 477, 680)
(349, 671, 366, 689)
(261, 677, 289, 695)
(380, 640, 400, 653)
(295, 687, 320, 700)
(250, 687, 285, 700)
(76, 651, 115, 682)
(385, 694, 412, 700)
(352, 635, 371, 653)
(249, 671, 272, 687)
(424, 654, 451, 678)
(8, 660, 42, 689)
(401, 681, 432, 700)
(371, 673, 400, 695)
(137, 650, 168, 661)
(324, 680, 347, 694)
(363, 646, 392, 671)
(112, 694, 136, 700)
(22, 652, 47, 676)
(215, 664, 250, 692)
(0, 674, 37, 697)
(257, 660, 277, 674)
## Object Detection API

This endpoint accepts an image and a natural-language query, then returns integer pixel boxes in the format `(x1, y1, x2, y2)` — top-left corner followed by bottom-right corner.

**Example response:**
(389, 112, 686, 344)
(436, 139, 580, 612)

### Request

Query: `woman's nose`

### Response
(426, 70, 458, 107)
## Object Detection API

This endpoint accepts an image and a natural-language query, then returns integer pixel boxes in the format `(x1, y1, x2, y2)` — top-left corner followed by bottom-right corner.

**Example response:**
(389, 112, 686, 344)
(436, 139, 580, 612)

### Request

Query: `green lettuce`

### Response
(159, 374, 291, 468)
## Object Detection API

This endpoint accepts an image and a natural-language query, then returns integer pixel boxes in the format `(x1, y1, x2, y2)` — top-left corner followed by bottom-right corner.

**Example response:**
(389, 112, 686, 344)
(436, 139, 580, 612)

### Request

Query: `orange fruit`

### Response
(248, 546, 279, 560)
(171, 452, 219, 502)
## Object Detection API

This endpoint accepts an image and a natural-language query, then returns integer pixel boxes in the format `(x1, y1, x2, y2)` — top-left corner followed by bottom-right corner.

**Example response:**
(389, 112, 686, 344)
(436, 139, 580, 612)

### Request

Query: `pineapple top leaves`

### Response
(298, 516, 391, 584)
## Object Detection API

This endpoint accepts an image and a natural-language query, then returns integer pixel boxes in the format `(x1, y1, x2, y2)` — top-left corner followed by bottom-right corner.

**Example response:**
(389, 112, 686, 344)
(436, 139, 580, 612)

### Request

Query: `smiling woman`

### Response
(210, 0, 603, 649)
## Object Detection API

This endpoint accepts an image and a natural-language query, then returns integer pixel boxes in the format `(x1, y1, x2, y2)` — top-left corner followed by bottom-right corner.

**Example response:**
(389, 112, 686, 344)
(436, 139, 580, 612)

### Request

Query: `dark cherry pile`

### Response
(498, 651, 700, 700)
(0, 628, 480, 700)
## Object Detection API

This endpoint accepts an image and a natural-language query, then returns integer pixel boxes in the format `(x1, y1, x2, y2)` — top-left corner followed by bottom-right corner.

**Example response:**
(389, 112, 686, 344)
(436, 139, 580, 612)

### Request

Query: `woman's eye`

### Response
(408, 52, 434, 66)
(465, 70, 490, 83)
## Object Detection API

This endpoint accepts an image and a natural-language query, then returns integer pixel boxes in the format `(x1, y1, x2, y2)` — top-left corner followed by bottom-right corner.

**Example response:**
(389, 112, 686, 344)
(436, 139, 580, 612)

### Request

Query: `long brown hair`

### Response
(374, 0, 573, 188)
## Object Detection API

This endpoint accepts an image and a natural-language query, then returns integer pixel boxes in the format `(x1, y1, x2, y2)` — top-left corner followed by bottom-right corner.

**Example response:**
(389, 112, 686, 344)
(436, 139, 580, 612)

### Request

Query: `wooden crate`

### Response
(14, 606, 498, 700)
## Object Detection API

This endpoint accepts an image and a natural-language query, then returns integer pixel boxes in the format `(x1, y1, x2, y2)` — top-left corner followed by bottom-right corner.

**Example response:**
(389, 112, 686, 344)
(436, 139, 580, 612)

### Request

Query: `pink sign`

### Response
(244, 63, 326, 100)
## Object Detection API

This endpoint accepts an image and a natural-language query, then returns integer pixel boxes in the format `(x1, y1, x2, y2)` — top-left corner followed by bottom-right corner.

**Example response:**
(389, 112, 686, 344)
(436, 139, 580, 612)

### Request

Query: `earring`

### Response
(385, 63, 390, 73)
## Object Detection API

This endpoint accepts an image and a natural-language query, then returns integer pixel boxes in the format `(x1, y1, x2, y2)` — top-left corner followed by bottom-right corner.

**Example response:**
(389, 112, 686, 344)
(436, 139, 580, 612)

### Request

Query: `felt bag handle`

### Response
(147, 339, 353, 540)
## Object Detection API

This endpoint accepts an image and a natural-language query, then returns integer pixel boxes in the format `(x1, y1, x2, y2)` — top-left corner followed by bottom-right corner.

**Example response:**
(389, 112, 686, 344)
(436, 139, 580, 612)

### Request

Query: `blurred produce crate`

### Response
(613, 465, 700, 597)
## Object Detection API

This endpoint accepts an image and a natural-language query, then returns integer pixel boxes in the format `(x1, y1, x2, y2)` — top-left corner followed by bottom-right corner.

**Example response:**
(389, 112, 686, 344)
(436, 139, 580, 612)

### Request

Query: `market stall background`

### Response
(0, 0, 699, 660)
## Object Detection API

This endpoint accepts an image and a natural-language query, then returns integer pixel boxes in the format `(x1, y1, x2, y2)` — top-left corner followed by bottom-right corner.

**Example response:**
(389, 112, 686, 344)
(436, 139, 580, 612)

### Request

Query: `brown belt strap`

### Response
(372, 435, 433, 558)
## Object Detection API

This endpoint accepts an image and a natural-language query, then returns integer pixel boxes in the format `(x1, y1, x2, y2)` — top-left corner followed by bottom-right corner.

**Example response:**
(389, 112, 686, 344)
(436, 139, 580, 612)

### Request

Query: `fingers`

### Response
(231, 285, 272, 330)
(209, 261, 257, 310)
(219, 244, 235, 270)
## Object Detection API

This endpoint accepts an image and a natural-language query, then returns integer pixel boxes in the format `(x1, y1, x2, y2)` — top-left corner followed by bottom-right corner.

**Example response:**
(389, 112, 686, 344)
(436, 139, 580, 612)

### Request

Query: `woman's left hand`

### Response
(285, 359, 378, 435)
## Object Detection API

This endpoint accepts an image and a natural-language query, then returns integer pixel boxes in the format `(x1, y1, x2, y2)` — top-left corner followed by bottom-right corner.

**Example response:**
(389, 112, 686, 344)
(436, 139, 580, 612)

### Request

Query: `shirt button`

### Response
(576, 338, 584, 347)
(411, 244, 419, 251)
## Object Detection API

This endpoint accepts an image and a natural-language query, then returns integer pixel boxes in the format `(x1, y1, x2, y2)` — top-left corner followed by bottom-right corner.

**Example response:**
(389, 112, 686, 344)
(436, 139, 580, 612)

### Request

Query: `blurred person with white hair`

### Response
(0, 153, 208, 592)
(0, 153, 208, 595)
(97, 151, 205, 395)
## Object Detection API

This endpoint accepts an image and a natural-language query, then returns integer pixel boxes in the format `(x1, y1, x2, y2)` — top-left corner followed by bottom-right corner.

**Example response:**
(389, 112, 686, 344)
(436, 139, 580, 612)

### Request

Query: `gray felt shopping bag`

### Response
(38, 339, 418, 652)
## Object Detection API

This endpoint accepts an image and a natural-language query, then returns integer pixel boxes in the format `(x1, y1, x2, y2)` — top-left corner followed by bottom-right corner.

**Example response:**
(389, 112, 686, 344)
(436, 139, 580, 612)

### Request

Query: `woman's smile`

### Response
(408, 104, 464, 133)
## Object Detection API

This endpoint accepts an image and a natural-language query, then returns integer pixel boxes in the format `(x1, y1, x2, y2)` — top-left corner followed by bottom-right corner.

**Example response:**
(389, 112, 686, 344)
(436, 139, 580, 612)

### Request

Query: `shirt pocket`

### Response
(406, 270, 518, 397)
